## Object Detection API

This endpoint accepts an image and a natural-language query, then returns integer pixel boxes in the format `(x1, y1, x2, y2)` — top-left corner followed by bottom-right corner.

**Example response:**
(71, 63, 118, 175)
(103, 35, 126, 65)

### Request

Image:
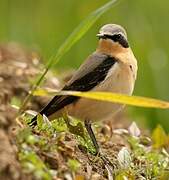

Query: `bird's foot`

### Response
(98, 150, 114, 167)
(87, 148, 113, 168)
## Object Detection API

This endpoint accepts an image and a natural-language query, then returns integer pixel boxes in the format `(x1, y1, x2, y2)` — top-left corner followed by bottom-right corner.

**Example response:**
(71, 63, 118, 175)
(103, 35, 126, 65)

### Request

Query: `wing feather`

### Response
(29, 53, 117, 127)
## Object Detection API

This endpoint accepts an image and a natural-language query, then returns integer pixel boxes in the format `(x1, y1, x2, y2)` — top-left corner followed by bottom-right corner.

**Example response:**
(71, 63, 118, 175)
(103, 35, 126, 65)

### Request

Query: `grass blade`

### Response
(18, 0, 119, 114)
(47, 0, 119, 68)
(33, 89, 169, 109)
(68, 91, 169, 109)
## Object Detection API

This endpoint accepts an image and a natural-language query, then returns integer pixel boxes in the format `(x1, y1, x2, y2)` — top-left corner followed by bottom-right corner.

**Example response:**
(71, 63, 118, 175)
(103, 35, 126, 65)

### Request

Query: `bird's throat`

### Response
(97, 39, 128, 57)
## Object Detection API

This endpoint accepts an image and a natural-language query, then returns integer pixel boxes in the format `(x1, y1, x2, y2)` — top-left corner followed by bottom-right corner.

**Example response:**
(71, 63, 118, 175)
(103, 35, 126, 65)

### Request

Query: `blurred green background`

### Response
(0, 0, 169, 131)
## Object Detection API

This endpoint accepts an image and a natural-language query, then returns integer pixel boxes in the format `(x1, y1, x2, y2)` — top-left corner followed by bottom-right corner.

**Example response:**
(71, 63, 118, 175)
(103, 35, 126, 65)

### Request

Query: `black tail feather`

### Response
(28, 115, 38, 128)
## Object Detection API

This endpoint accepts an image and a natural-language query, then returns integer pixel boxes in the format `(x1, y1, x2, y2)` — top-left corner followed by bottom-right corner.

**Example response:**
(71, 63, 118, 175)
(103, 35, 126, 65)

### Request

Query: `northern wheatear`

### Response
(29, 24, 138, 154)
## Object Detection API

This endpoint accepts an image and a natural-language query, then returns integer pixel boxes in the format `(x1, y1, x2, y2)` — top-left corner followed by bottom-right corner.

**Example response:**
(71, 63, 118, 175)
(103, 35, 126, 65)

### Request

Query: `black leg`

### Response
(84, 119, 114, 167)
(84, 119, 99, 155)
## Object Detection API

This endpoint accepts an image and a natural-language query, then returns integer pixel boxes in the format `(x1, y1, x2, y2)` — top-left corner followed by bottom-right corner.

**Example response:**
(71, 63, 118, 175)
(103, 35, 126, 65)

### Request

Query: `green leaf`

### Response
(67, 159, 81, 172)
(63, 112, 86, 139)
(19, 150, 52, 180)
(33, 89, 169, 109)
(66, 91, 169, 109)
(152, 125, 168, 148)
(10, 96, 21, 107)
(17, 128, 32, 143)
(51, 118, 68, 132)
(115, 172, 135, 180)
(37, 114, 44, 130)
(48, 0, 119, 68)
(62, 112, 96, 154)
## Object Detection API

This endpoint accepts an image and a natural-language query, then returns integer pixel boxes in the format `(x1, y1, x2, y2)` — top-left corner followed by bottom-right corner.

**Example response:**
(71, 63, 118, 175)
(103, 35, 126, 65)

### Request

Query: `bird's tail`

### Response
(28, 115, 38, 128)
(28, 95, 76, 128)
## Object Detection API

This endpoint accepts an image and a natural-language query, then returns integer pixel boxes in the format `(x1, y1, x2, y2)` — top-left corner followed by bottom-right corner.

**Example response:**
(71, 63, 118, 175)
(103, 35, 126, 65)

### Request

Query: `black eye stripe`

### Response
(103, 34, 123, 41)
(100, 34, 129, 48)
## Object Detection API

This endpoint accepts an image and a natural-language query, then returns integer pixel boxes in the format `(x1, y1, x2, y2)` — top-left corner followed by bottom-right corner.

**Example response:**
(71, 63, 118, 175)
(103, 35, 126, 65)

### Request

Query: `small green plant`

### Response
(67, 159, 81, 172)
(17, 128, 53, 180)
(113, 123, 169, 179)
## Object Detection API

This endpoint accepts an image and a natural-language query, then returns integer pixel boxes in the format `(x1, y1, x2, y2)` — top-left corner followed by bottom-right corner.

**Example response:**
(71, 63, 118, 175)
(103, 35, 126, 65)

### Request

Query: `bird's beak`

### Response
(96, 33, 104, 38)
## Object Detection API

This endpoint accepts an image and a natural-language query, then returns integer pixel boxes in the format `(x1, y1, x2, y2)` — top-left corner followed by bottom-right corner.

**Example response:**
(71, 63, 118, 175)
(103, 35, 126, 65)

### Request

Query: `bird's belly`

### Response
(67, 63, 135, 121)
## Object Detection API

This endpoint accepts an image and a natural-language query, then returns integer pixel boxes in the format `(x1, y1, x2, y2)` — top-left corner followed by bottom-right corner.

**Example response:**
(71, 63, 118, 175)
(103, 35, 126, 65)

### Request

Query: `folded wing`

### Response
(29, 53, 117, 127)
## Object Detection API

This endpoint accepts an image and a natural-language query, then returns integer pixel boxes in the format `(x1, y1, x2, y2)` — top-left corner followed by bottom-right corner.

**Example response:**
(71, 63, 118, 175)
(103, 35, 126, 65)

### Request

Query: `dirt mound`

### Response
(0, 43, 133, 180)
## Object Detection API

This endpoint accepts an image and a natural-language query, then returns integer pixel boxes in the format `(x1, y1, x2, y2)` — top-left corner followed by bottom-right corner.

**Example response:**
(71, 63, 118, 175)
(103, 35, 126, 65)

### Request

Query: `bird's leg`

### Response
(84, 119, 100, 155)
(84, 119, 114, 167)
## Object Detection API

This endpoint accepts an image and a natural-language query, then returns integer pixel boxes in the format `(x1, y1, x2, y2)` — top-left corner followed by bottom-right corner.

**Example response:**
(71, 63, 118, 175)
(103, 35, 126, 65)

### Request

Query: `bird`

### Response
(29, 24, 138, 154)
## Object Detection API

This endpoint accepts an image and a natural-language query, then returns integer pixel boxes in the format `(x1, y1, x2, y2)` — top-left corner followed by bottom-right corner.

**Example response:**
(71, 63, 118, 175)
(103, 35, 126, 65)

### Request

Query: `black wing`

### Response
(29, 55, 117, 127)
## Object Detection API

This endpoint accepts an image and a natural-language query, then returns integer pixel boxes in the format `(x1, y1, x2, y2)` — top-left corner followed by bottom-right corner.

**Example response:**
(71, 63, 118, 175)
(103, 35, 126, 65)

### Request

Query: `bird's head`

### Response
(97, 24, 129, 49)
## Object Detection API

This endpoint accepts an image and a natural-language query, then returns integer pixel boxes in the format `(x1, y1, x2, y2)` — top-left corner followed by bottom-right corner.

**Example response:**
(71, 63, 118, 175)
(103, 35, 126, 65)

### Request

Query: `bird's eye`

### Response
(115, 34, 122, 39)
